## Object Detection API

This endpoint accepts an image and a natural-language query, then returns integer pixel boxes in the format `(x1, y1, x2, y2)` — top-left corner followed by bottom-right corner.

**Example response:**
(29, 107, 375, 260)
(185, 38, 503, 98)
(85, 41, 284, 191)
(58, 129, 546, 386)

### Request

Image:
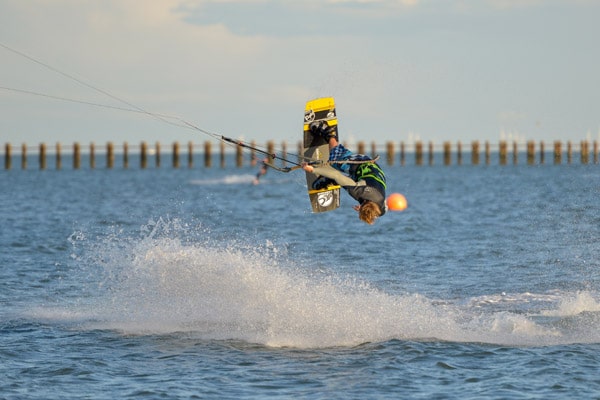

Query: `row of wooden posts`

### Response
(3, 140, 599, 170)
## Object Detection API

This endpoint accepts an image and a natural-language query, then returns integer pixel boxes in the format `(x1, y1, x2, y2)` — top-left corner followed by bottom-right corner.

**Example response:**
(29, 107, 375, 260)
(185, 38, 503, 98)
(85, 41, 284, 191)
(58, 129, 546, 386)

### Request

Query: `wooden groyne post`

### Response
(281, 141, 287, 167)
(267, 141, 275, 165)
(415, 141, 424, 166)
(581, 141, 590, 164)
(3, 139, 600, 170)
(400, 142, 405, 166)
(527, 141, 535, 165)
(443, 142, 451, 166)
(554, 141, 562, 164)
(204, 141, 211, 168)
(4, 143, 11, 170)
(124, 142, 129, 169)
(39, 143, 47, 170)
(173, 142, 180, 169)
(357, 141, 366, 155)
(236, 142, 243, 167)
(73, 142, 81, 169)
(140, 141, 148, 168)
(429, 141, 435, 166)
(499, 141, 508, 165)
(107, 142, 114, 169)
(155, 142, 161, 168)
(471, 141, 480, 165)
(90, 142, 95, 169)
(386, 142, 394, 165)
(55, 143, 61, 170)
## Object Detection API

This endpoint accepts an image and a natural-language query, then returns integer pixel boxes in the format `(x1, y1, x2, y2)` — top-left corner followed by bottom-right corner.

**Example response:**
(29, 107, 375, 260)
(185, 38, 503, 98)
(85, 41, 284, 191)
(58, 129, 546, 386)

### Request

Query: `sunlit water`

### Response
(1, 156, 599, 399)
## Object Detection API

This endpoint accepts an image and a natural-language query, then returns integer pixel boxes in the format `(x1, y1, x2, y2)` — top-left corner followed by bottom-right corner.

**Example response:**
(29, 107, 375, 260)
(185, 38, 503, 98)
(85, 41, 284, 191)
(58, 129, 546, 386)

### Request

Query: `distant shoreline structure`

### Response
(3, 139, 599, 170)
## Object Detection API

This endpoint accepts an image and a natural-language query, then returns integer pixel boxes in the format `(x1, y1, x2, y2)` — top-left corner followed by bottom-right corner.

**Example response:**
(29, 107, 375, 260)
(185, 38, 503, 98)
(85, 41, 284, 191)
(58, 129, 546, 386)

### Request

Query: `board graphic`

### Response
(303, 97, 341, 213)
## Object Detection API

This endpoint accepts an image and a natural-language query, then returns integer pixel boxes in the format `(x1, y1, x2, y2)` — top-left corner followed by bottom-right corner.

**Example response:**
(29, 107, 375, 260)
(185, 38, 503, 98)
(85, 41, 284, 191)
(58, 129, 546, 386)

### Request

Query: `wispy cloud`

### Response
(1, 0, 598, 144)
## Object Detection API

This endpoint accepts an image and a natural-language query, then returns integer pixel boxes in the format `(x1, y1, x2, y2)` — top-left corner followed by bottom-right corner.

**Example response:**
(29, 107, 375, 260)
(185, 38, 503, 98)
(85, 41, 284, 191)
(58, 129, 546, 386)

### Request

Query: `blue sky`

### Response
(1, 0, 599, 150)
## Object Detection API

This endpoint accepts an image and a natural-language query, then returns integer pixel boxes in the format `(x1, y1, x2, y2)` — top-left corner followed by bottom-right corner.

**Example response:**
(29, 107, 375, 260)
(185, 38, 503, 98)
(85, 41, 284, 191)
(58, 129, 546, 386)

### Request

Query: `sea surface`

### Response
(1, 154, 599, 399)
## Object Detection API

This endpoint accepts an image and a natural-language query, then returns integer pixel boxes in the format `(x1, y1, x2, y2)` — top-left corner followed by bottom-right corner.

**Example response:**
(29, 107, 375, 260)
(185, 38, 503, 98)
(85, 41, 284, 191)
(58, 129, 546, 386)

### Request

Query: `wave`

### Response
(27, 219, 600, 348)
(188, 174, 293, 186)
(189, 174, 257, 185)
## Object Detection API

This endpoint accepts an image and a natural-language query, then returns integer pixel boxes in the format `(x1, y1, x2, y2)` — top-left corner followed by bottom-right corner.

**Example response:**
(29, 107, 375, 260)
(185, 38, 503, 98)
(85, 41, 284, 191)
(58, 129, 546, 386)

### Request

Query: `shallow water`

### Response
(1, 157, 599, 399)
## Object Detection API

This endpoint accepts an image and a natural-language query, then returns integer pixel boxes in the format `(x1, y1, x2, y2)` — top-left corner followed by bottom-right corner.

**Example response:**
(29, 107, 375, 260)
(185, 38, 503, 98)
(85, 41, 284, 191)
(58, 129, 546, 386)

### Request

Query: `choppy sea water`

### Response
(1, 155, 599, 399)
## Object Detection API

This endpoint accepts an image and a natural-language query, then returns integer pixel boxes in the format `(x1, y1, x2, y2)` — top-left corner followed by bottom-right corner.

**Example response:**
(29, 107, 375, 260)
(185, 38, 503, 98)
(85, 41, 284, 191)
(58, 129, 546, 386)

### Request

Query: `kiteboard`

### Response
(303, 97, 341, 213)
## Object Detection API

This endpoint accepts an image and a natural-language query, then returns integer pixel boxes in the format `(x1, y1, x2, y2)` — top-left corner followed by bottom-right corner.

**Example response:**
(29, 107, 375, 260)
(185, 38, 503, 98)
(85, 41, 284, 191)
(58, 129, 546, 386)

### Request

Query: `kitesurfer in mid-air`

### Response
(302, 121, 387, 224)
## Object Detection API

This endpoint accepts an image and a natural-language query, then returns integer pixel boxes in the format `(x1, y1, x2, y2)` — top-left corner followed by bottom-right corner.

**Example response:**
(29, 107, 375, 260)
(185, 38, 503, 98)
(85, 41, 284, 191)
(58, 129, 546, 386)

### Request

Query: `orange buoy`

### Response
(386, 193, 407, 211)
